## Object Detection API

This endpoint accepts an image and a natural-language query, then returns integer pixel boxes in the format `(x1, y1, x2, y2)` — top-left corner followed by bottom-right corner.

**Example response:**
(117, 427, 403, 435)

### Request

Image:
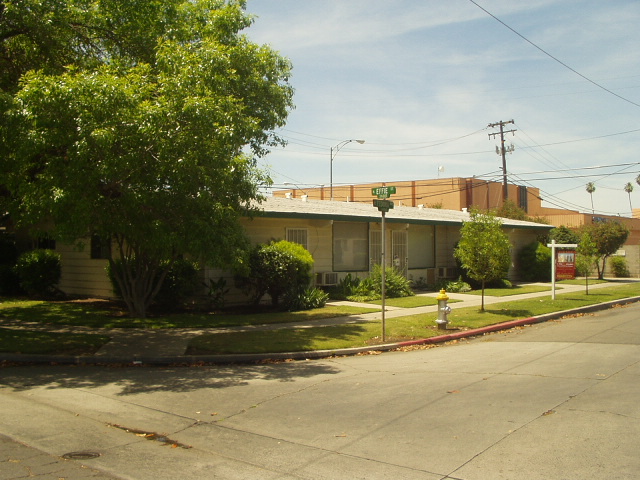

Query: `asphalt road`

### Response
(1, 302, 639, 480)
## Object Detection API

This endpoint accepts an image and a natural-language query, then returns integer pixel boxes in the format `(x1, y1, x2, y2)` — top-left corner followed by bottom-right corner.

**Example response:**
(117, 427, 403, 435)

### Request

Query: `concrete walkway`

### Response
(1, 280, 638, 364)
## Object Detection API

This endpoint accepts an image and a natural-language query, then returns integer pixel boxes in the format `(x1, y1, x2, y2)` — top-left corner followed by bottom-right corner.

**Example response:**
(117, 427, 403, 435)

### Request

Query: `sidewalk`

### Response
(1, 280, 639, 365)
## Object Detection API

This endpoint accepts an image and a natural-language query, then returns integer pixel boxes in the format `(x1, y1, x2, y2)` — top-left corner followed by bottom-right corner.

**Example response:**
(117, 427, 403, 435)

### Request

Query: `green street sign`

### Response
(371, 186, 396, 198)
(373, 199, 394, 212)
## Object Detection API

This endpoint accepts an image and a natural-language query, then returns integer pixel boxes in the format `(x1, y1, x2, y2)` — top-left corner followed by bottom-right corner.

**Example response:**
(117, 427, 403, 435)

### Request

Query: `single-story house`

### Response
(55, 196, 552, 302)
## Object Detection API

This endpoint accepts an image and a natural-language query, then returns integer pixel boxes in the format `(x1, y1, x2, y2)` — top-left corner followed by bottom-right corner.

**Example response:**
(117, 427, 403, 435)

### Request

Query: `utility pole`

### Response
(488, 120, 516, 201)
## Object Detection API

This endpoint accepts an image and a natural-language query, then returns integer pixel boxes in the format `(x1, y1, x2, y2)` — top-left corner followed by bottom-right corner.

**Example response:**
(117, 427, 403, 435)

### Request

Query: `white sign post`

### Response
(546, 240, 578, 300)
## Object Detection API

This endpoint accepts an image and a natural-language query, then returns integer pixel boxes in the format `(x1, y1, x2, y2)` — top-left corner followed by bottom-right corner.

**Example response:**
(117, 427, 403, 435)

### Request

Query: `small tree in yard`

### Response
(580, 221, 630, 279)
(576, 232, 598, 294)
(454, 209, 511, 311)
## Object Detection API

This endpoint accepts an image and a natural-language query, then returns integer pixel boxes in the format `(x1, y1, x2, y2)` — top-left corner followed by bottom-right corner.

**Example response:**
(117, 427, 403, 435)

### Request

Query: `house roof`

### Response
(256, 197, 552, 231)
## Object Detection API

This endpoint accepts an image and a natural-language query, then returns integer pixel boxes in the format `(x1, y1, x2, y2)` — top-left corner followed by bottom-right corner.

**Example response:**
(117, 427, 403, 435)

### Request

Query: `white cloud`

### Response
(247, 0, 640, 216)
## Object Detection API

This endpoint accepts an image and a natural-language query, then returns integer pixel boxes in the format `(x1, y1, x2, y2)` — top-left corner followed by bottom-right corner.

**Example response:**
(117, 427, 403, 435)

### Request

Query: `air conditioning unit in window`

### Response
(315, 272, 339, 286)
(437, 267, 456, 279)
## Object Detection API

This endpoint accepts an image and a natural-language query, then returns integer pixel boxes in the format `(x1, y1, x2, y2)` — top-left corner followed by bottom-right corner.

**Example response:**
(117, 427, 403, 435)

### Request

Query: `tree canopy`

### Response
(576, 232, 598, 293)
(1, 0, 294, 316)
(454, 209, 511, 311)
(580, 221, 630, 279)
(549, 225, 580, 245)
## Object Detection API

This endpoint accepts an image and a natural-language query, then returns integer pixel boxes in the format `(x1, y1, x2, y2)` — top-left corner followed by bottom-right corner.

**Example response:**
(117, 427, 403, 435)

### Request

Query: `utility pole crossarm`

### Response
(488, 119, 517, 201)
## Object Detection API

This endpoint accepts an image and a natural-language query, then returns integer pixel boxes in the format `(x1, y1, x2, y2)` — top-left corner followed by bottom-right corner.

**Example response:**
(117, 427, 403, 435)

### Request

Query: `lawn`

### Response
(187, 282, 640, 355)
(1, 282, 638, 356)
(366, 296, 462, 308)
(0, 298, 378, 329)
(0, 298, 377, 355)
(0, 327, 110, 355)
(463, 284, 553, 297)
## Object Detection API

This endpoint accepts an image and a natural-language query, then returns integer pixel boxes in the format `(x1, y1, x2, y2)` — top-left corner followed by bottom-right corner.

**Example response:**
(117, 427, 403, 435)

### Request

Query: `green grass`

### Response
(0, 328, 110, 355)
(2, 281, 637, 356)
(557, 278, 608, 286)
(367, 296, 461, 308)
(463, 285, 553, 297)
(0, 298, 378, 329)
(187, 283, 640, 354)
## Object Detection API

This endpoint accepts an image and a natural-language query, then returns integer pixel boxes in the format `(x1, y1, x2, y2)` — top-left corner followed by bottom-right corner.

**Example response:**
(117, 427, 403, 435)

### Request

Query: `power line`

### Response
(468, 0, 640, 109)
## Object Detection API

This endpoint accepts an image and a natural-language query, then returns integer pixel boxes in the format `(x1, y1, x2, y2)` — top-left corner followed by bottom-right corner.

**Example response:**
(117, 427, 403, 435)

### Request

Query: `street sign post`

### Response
(372, 186, 396, 341)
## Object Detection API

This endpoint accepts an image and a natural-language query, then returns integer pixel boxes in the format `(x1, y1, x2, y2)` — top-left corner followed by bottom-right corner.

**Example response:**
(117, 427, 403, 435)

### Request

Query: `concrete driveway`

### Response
(1, 302, 639, 479)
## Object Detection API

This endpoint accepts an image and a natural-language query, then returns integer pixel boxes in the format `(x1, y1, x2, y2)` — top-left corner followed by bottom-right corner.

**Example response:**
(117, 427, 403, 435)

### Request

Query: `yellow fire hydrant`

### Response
(436, 289, 451, 330)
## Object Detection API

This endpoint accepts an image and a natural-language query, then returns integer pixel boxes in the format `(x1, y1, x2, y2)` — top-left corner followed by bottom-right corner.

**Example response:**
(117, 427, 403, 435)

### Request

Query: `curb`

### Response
(2, 296, 639, 367)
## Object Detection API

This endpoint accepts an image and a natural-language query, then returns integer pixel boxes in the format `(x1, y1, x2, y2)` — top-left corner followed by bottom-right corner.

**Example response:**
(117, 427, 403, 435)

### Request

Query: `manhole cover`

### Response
(62, 451, 101, 460)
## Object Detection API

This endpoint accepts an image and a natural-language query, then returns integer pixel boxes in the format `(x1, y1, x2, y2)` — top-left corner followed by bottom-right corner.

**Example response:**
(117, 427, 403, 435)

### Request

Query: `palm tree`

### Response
(636, 174, 640, 187)
(586, 182, 596, 213)
(624, 182, 634, 214)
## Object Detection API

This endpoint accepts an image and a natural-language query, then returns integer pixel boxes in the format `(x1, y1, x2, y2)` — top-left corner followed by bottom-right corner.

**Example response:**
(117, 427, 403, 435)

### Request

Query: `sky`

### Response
(244, 0, 640, 218)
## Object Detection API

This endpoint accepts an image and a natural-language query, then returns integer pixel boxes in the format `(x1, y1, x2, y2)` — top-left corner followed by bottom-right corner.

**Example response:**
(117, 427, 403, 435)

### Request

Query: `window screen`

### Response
(333, 222, 368, 271)
(286, 228, 308, 250)
(408, 225, 435, 268)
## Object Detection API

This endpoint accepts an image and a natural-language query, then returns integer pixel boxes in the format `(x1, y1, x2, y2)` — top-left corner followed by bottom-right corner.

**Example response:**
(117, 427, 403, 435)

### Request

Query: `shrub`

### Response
(517, 242, 551, 282)
(204, 277, 229, 310)
(348, 265, 413, 301)
(609, 257, 630, 278)
(14, 249, 62, 298)
(328, 273, 361, 300)
(237, 240, 314, 309)
(287, 287, 329, 311)
(435, 277, 472, 293)
(108, 257, 200, 312)
(410, 276, 430, 291)
(154, 258, 201, 311)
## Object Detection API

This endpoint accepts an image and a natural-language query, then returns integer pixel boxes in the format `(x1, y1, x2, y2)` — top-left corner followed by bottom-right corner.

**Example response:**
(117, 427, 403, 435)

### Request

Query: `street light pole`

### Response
(330, 139, 365, 201)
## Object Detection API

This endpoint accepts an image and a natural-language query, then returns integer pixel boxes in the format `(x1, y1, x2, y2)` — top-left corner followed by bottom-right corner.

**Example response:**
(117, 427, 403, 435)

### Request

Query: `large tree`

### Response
(454, 209, 511, 311)
(548, 225, 580, 245)
(1, 0, 294, 316)
(580, 221, 630, 279)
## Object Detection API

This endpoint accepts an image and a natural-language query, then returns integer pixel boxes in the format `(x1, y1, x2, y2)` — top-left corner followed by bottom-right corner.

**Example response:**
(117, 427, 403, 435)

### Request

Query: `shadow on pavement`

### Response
(0, 360, 343, 395)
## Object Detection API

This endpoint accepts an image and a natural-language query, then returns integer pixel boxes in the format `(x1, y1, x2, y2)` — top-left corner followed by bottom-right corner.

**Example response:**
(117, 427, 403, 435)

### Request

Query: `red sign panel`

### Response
(555, 250, 576, 280)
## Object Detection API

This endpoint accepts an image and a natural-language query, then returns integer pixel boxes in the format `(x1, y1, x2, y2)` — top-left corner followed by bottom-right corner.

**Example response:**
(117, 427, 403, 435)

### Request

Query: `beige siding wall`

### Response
(239, 217, 334, 271)
(56, 242, 114, 298)
(435, 225, 460, 277)
(434, 225, 542, 282)
(56, 216, 550, 304)
(205, 217, 334, 305)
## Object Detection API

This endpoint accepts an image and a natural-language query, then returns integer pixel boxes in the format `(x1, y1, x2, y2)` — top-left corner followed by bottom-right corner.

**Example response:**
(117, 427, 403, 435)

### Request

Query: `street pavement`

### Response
(0, 282, 639, 479)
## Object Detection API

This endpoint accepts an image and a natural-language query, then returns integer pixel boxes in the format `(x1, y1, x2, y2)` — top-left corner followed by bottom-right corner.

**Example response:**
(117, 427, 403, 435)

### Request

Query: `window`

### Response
(286, 228, 308, 250)
(90, 234, 111, 259)
(333, 222, 368, 271)
(518, 185, 528, 212)
(408, 225, 435, 269)
(370, 230, 382, 267)
(37, 236, 56, 250)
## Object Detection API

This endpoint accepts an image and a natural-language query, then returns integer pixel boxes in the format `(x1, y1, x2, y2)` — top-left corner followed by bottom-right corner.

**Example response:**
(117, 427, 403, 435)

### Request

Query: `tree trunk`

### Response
(585, 275, 589, 295)
(480, 279, 485, 312)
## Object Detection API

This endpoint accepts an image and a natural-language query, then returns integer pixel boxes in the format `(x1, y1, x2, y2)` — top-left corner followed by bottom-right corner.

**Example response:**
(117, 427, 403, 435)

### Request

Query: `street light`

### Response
(330, 139, 365, 201)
